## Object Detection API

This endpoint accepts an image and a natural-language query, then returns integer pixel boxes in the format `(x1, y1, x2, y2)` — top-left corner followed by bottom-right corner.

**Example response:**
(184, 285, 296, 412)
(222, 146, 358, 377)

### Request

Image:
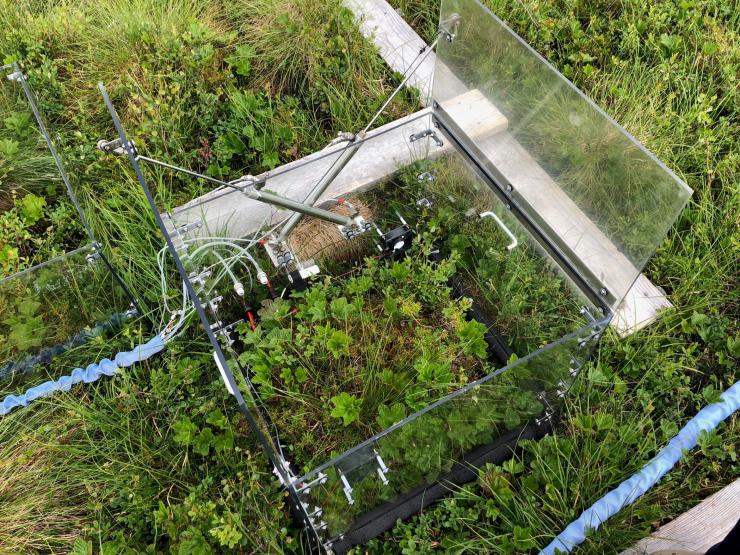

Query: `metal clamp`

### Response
(439, 13, 461, 43)
(338, 216, 372, 240)
(480, 211, 519, 251)
(327, 131, 355, 147)
(97, 138, 135, 157)
(293, 471, 328, 495)
(6, 69, 23, 82)
(410, 129, 444, 147)
(265, 240, 295, 268)
(85, 245, 102, 264)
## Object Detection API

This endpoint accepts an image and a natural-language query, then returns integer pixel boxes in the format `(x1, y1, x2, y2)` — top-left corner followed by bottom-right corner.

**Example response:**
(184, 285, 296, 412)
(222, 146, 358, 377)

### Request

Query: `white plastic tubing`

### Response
(0, 335, 165, 416)
(541, 380, 740, 554)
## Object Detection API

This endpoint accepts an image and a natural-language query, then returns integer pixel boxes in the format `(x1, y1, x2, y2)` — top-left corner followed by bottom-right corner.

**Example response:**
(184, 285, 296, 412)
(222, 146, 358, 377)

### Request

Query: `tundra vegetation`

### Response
(0, 0, 737, 553)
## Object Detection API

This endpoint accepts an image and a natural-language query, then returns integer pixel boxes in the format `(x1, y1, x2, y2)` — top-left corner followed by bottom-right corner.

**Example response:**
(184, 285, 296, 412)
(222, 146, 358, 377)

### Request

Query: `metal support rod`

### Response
(250, 189, 353, 227)
(137, 154, 254, 189)
(135, 154, 353, 228)
(275, 140, 362, 242)
(5, 63, 96, 244)
(275, 35, 443, 244)
(361, 35, 441, 135)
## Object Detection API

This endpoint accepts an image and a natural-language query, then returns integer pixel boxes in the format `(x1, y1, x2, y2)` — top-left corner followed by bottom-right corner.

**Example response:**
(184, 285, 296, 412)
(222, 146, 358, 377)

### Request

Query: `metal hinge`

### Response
(97, 138, 136, 157)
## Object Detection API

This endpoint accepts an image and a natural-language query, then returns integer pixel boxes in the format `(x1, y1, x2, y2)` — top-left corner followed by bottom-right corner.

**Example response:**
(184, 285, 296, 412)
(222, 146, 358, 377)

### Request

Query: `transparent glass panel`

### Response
(293, 322, 604, 544)
(0, 64, 85, 276)
(0, 246, 134, 394)
(167, 139, 598, 468)
(433, 0, 692, 308)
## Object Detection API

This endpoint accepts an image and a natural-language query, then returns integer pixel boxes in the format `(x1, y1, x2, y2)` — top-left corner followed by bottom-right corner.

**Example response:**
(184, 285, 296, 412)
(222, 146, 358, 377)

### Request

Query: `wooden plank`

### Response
(165, 111, 436, 240)
(621, 479, 740, 554)
(441, 89, 509, 138)
(343, 0, 435, 104)
(165, 93, 508, 241)
(342, 0, 673, 336)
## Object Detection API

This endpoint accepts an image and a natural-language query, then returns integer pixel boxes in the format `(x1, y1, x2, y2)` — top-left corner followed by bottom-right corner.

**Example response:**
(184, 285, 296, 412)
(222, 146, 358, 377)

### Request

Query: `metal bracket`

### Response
(294, 471, 328, 495)
(535, 391, 557, 425)
(6, 69, 23, 82)
(374, 450, 390, 486)
(97, 138, 135, 157)
(264, 240, 295, 268)
(124, 305, 139, 319)
(439, 13, 461, 43)
(176, 221, 202, 237)
(338, 470, 355, 505)
(85, 245, 102, 264)
(410, 129, 444, 147)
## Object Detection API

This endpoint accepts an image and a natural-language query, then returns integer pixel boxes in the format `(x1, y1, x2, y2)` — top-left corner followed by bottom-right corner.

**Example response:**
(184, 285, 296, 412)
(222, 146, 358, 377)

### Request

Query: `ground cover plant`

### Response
(365, 1, 738, 553)
(239, 248, 498, 469)
(221, 153, 593, 538)
(0, 80, 84, 274)
(0, 0, 736, 553)
(231, 151, 588, 472)
(0, 247, 132, 396)
(371, 158, 588, 354)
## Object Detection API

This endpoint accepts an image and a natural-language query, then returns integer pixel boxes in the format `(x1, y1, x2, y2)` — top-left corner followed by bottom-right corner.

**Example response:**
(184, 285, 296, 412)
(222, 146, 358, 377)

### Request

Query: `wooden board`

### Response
(621, 479, 740, 554)
(343, 0, 435, 104)
(341, 0, 674, 337)
(164, 111, 436, 240)
(165, 94, 507, 241)
(167, 0, 674, 337)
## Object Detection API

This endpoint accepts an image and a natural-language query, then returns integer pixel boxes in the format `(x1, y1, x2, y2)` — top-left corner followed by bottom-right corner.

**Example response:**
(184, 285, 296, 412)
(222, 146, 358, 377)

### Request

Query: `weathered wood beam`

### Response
(621, 479, 740, 555)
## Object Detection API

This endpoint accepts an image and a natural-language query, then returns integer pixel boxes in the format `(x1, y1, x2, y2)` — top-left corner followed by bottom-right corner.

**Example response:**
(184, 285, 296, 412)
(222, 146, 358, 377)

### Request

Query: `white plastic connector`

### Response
(298, 265, 320, 280)
(257, 271, 269, 286)
(234, 282, 245, 297)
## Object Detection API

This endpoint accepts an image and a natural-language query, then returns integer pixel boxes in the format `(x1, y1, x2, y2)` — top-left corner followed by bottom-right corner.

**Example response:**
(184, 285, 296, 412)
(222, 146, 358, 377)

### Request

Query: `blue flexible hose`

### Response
(0, 311, 132, 381)
(0, 335, 166, 416)
(540, 381, 740, 554)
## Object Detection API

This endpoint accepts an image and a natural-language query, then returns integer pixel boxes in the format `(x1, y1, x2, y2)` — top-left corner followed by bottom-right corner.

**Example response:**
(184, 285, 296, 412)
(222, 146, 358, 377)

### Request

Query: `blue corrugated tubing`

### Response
(541, 380, 740, 555)
(0, 335, 166, 416)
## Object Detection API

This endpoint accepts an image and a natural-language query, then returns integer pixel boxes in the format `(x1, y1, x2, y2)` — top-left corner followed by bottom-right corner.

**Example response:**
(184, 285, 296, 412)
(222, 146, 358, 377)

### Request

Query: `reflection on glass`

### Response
(0, 247, 131, 389)
(434, 0, 692, 306)
(294, 327, 601, 541)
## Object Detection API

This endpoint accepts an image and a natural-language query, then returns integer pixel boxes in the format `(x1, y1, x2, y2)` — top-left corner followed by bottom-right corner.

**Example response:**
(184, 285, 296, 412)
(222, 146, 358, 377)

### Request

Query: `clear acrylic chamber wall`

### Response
(100, 0, 691, 552)
(0, 63, 136, 395)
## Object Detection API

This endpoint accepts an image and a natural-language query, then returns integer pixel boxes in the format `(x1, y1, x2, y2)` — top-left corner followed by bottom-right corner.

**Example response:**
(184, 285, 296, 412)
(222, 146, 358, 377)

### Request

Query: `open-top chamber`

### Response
(93, 0, 691, 551)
